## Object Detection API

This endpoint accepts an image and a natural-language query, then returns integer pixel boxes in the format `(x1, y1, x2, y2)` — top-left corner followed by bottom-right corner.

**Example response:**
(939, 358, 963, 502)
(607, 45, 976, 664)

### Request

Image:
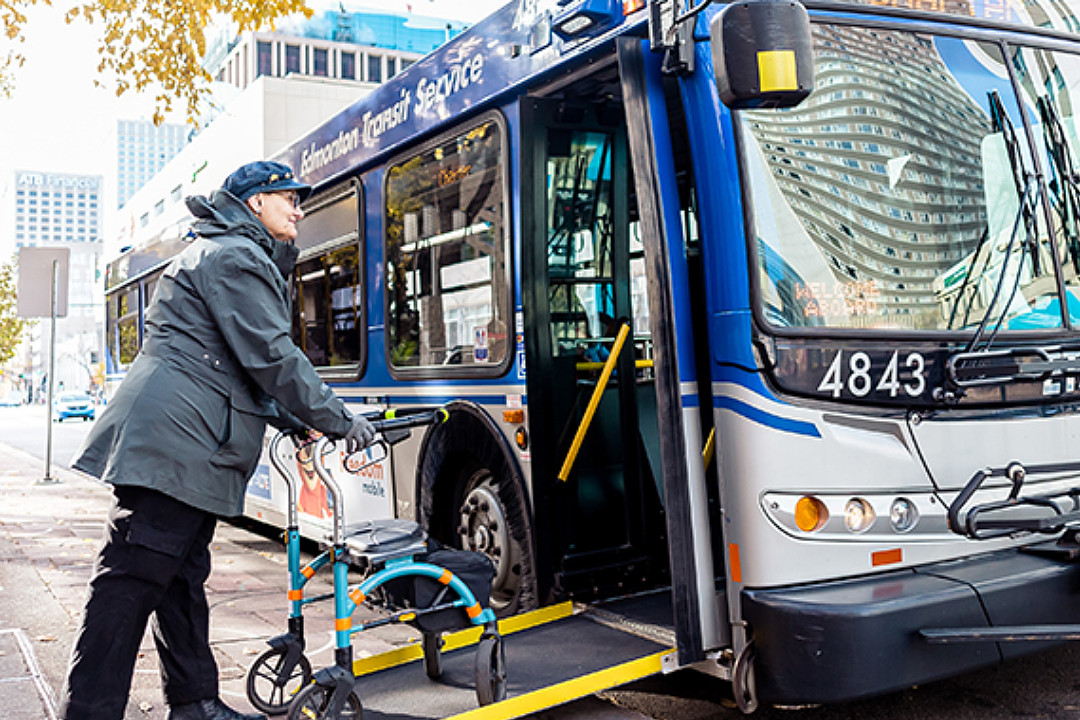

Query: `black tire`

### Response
(419, 403, 536, 618)
(246, 646, 313, 715)
(457, 468, 525, 615)
(285, 683, 362, 720)
(474, 635, 507, 706)
(422, 632, 442, 679)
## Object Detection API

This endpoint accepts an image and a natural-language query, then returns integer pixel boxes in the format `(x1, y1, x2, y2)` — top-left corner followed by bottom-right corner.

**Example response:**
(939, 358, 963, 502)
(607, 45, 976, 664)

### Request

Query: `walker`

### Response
(244, 409, 506, 719)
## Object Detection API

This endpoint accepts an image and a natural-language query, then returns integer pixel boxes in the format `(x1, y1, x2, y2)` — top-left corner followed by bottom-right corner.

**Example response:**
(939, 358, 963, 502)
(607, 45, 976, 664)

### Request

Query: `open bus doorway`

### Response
(522, 66, 683, 605)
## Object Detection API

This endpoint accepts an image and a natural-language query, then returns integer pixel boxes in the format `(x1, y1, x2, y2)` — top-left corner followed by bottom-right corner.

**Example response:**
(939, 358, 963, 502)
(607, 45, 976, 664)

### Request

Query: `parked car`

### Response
(0, 394, 22, 408)
(53, 393, 96, 422)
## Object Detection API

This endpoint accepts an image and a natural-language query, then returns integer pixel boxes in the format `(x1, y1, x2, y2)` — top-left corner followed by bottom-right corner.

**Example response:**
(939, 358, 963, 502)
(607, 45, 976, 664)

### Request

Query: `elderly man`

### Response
(61, 161, 374, 720)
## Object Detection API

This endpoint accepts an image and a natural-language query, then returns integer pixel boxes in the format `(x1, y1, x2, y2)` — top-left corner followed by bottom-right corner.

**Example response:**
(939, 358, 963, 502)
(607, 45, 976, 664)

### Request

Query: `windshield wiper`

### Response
(937, 159, 1041, 399)
(936, 180, 1038, 401)
(990, 91, 1041, 278)
(936, 96, 1080, 401)
(962, 176, 1039, 355)
(1037, 95, 1080, 276)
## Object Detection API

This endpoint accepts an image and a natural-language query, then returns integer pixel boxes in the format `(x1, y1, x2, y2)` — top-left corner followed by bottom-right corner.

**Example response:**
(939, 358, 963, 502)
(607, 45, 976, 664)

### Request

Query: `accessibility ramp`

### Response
(353, 594, 676, 720)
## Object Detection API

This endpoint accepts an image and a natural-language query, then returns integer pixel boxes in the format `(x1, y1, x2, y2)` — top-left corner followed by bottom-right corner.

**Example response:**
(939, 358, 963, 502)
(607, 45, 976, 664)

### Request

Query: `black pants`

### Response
(61, 485, 220, 720)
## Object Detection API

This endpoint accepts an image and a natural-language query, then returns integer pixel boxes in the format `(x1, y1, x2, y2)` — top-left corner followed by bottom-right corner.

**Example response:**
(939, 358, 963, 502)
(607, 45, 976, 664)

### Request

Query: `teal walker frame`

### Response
(244, 409, 505, 719)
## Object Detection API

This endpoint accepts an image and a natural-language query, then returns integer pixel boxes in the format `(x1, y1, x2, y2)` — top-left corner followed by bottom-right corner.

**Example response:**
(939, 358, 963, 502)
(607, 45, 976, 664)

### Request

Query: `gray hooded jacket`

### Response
(73, 190, 353, 516)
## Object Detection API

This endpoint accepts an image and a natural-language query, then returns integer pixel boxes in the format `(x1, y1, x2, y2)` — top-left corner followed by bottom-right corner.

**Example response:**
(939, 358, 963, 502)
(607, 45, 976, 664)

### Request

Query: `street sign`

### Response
(16, 247, 69, 318)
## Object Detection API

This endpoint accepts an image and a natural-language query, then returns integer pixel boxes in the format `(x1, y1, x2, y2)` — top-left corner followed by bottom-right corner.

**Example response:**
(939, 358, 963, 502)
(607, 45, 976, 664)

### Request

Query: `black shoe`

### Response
(166, 698, 267, 720)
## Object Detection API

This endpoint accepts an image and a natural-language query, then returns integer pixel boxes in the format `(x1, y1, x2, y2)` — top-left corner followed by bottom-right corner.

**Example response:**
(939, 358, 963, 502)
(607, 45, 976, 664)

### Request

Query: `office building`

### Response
(12, 171, 103, 247)
(10, 171, 105, 397)
(204, 7, 466, 93)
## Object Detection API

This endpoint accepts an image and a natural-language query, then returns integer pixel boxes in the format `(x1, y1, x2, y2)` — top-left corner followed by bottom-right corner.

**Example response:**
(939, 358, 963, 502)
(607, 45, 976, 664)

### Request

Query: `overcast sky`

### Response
(0, 0, 509, 217)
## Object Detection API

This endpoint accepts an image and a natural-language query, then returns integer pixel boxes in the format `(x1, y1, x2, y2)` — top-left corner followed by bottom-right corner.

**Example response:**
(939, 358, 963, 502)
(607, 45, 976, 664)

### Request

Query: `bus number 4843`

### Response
(817, 350, 927, 399)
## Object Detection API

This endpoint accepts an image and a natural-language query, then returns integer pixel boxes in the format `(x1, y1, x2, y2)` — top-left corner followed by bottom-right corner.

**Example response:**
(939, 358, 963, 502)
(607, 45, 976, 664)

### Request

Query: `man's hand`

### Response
(343, 414, 376, 454)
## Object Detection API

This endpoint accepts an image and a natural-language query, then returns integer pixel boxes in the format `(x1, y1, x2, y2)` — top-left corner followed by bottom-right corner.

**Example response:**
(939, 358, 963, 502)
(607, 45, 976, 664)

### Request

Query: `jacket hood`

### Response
(186, 190, 299, 278)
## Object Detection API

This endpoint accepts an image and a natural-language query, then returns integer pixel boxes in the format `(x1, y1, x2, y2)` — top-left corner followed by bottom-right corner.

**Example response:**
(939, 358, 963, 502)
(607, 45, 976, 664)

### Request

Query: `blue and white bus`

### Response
(106, 0, 1080, 710)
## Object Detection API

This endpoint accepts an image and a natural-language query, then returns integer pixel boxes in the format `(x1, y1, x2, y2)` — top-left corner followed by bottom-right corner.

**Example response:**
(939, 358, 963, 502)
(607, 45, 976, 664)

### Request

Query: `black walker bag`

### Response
(385, 545, 495, 634)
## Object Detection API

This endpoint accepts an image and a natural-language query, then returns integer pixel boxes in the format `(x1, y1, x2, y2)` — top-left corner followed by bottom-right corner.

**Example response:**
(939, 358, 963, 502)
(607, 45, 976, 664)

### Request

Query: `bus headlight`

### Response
(889, 498, 918, 533)
(844, 497, 875, 533)
(794, 496, 828, 532)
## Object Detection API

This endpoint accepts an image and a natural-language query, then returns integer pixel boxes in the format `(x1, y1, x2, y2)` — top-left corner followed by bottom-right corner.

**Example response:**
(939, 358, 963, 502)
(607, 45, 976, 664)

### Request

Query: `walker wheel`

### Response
(422, 632, 443, 679)
(474, 635, 506, 706)
(286, 683, 362, 720)
(245, 646, 313, 714)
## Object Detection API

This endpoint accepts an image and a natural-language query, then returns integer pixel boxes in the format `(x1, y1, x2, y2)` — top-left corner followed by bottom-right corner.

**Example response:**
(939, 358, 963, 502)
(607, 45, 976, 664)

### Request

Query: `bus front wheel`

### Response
(419, 402, 537, 617)
(457, 467, 524, 615)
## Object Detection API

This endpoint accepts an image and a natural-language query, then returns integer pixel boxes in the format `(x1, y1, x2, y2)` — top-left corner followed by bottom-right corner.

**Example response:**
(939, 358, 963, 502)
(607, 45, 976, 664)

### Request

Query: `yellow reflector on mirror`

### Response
(758, 50, 798, 92)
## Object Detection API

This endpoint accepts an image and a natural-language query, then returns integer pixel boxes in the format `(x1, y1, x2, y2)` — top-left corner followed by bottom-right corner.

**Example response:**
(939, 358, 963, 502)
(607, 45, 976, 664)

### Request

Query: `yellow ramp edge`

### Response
(352, 601, 575, 677)
(444, 648, 675, 720)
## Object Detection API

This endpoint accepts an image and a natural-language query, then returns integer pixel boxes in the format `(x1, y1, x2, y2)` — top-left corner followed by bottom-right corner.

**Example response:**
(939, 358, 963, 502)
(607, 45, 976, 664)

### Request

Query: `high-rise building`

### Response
(12, 171, 103, 247)
(116, 120, 189, 208)
(11, 171, 105, 396)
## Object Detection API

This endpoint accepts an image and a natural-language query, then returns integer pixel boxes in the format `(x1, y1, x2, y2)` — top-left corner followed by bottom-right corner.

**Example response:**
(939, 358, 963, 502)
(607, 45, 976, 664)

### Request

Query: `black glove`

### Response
(343, 414, 376, 454)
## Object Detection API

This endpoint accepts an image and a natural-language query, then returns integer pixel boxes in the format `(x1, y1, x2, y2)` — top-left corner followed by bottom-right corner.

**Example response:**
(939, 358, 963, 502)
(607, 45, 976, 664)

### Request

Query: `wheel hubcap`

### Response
(459, 479, 517, 609)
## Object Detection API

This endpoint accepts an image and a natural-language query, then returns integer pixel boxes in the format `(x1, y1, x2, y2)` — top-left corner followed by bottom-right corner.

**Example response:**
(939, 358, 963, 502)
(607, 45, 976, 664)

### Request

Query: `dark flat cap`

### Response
(223, 161, 312, 203)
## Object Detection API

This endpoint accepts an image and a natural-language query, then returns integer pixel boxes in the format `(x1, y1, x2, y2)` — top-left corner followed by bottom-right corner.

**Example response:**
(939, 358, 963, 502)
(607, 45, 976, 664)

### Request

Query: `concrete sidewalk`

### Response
(0, 442, 417, 719)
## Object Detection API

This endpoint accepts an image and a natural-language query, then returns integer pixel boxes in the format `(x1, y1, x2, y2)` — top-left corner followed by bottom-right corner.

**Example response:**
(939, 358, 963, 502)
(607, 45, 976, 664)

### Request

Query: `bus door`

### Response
(521, 79, 668, 603)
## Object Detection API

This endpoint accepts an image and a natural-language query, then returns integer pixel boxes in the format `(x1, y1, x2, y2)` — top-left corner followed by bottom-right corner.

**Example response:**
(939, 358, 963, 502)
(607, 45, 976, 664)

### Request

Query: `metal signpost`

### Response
(16, 247, 70, 484)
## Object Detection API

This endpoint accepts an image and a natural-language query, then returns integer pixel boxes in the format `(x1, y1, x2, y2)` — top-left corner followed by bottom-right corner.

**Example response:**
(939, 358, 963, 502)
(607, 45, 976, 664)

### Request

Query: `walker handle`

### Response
(367, 406, 450, 446)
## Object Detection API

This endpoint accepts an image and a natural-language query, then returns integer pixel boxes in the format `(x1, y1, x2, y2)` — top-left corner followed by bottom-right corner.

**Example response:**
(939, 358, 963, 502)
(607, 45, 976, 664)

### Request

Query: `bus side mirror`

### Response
(710, 0, 814, 110)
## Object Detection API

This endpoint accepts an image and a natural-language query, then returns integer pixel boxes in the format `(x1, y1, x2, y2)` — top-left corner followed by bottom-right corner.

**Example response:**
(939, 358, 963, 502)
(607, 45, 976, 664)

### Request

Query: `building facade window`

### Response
(313, 47, 328, 77)
(285, 44, 300, 74)
(257, 41, 273, 77)
(341, 51, 355, 80)
(368, 54, 381, 83)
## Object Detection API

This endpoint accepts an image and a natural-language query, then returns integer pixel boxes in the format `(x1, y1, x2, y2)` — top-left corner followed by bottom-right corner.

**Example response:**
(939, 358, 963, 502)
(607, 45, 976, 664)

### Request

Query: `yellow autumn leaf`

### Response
(1, 0, 310, 119)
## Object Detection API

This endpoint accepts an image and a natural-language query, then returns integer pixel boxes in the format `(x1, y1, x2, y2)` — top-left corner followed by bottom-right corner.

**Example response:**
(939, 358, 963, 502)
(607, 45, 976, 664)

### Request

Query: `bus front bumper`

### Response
(741, 545, 1080, 705)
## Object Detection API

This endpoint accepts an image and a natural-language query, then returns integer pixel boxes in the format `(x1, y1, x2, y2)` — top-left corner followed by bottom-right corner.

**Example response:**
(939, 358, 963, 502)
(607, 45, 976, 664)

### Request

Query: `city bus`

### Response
(105, 0, 1080, 711)
(103, 220, 190, 390)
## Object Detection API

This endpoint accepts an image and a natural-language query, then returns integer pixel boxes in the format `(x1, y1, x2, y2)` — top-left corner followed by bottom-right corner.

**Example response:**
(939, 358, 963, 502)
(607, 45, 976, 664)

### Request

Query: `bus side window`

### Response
(384, 114, 511, 374)
(117, 287, 140, 365)
(292, 182, 364, 371)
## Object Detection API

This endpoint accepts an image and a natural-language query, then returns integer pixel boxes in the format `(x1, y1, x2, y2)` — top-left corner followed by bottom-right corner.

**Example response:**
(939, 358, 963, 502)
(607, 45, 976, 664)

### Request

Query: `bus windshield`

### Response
(741, 23, 1080, 334)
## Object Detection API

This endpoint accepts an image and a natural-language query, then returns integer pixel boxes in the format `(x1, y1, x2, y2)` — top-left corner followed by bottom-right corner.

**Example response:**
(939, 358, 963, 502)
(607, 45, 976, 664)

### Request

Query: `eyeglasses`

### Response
(272, 191, 302, 209)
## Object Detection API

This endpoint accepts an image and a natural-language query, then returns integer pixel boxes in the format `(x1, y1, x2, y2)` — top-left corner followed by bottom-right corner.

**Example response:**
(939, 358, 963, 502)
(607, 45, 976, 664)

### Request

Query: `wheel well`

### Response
(415, 400, 538, 611)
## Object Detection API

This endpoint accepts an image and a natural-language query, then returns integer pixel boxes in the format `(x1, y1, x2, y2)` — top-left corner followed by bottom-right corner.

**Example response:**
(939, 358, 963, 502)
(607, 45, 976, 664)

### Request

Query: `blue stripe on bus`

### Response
(714, 396, 820, 438)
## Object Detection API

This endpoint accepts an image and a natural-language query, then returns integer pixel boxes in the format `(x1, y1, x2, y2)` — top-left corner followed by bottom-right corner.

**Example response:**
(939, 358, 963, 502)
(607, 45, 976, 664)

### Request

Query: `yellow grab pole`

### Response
(558, 322, 631, 482)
